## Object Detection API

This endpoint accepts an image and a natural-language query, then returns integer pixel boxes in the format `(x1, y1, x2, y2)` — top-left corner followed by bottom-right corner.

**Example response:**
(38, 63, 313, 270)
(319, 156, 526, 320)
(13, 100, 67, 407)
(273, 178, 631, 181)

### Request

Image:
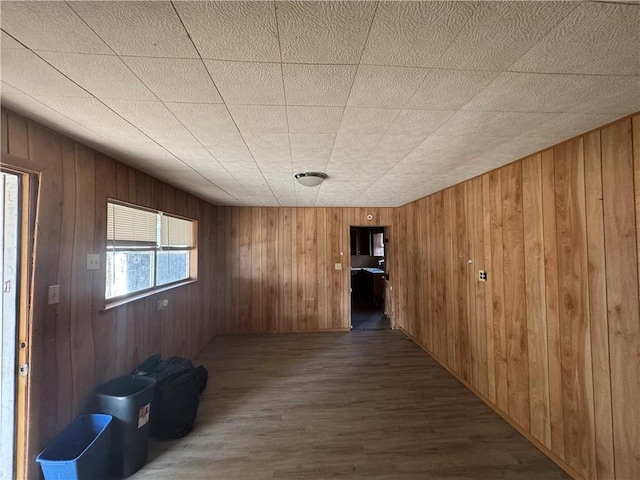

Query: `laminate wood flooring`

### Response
(131, 331, 568, 480)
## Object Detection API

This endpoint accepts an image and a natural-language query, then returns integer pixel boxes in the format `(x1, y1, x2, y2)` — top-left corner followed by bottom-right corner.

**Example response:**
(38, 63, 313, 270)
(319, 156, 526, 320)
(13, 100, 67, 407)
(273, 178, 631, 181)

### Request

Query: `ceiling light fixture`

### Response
(294, 172, 328, 187)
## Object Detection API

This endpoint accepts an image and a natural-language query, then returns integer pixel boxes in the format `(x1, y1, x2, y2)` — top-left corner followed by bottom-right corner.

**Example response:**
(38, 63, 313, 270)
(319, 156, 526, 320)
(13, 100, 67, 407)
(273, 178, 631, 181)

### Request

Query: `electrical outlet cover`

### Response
(87, 254, 100, 270)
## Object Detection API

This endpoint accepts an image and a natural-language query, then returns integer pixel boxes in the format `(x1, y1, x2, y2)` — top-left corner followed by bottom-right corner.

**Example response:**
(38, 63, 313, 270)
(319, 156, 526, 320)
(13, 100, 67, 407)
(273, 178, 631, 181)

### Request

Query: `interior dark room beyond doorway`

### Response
(350, 226, 390, 331)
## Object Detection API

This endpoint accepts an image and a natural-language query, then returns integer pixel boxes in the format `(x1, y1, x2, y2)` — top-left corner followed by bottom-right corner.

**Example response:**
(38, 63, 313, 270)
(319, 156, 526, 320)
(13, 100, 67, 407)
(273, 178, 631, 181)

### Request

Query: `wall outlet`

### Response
(334, 263, 342, 270)
(87, 254, 100, 270)
(156, 299, 169, 311)
(48, 285, 60, 305)
(479, 270, 487, 282)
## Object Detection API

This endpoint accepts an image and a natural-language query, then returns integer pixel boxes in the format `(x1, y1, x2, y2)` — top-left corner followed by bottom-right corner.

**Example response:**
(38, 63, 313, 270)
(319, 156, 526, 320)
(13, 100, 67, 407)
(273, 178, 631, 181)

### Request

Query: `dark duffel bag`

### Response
(134, 355, 207, 439)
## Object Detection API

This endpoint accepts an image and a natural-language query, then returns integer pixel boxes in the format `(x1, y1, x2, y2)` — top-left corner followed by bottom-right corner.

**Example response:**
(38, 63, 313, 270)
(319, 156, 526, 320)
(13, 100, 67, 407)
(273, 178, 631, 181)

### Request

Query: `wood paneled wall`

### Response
(1, 109, 225, 479)
(217, 207, 393, 333)
(391, 115, 640, 480)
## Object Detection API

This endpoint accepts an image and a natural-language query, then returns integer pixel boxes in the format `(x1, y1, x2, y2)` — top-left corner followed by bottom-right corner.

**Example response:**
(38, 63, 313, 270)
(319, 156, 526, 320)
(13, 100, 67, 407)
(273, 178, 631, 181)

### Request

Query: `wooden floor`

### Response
(132, 331, 568, 480)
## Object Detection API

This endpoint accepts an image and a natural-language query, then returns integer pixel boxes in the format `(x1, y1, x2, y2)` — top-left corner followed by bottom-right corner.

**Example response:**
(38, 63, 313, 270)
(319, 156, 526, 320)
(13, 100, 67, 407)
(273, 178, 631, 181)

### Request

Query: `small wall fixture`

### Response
(294, 172, 328, 187)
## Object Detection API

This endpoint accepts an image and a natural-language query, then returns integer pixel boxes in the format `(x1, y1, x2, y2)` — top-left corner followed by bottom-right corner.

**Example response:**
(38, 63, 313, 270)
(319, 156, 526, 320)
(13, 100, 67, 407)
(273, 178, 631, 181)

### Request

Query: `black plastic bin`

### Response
(94, 375, 156, 477)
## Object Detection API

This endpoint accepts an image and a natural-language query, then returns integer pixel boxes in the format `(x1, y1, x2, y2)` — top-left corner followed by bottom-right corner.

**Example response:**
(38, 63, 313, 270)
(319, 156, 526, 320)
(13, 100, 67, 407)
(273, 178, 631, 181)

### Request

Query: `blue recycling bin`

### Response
(36, 414, 112, 480)
(94, 375, 156, 477)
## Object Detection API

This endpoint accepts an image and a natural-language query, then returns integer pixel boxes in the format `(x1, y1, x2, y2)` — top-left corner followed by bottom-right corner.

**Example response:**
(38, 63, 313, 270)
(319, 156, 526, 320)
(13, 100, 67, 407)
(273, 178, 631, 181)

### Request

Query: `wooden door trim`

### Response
(1, 165, 37, 480)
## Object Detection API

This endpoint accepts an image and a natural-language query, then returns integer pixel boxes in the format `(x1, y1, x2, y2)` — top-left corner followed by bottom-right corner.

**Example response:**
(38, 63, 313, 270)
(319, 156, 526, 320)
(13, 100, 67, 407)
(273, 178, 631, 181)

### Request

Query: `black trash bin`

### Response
(94, 375, 156, 477)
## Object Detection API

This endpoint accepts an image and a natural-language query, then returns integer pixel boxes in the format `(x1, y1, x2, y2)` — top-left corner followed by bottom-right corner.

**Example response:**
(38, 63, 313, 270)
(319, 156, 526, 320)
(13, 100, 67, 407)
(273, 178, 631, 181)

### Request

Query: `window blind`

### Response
(160, 214, 193, 247)
(107, 202, 157, 246)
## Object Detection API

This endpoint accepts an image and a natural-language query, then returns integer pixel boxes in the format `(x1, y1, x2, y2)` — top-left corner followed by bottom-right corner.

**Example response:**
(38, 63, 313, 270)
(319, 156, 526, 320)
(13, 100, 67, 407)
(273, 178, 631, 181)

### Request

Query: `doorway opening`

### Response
(1, 171, 20, 479)
(349, 226, 390, 331)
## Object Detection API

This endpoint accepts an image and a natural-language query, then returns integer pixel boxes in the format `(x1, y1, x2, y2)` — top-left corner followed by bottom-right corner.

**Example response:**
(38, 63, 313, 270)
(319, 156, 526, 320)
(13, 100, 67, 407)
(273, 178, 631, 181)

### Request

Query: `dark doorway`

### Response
(349, 227, 390, 331)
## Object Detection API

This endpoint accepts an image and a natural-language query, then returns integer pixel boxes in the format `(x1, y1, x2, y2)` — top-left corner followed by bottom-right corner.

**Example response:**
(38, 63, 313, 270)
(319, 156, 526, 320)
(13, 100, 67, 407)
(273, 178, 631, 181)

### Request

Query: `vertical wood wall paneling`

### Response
(455, 184, 470, 381)
(601, 120, 640, 479)
(434, 192, 447, 362)
(501, 161, 530, 431)
(540, 149, 566, 460)
(329, 208, 342, 329)
(54, 139, 75, 432)
(317, 208, 328, 330)
(472, 177, 488, 397)
(465, 182, 478, 389)
(481, 174, 496, 404)
(488, 170, 508, 412)
(266, 208, 279, 331)
(554, 138, 596, 478)
(70, 145, 96, 415)
(251, 208, 262, 332)
(522, 154, 551, 449)
(25, 121, 63, 479)
(1, 110, 8, 153)
(584, 130, 616, 479)
(443, 188, 458, 372)
(635, 116, 640, 307)
(420, 197, 430, 349)
(93, 154, 118, 386)
(9, 114, 29, 159)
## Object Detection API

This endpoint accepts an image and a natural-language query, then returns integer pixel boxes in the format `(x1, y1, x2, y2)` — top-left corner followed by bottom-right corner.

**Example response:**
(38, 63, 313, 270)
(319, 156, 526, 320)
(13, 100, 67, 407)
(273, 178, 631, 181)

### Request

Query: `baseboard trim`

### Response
(398, 326, 581, 480)
(218, 327, 351, 335)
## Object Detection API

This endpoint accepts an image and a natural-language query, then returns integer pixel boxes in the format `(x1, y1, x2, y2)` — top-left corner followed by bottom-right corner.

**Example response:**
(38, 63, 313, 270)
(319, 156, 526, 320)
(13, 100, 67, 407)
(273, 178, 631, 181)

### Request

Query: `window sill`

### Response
(101, 279, 197, 312)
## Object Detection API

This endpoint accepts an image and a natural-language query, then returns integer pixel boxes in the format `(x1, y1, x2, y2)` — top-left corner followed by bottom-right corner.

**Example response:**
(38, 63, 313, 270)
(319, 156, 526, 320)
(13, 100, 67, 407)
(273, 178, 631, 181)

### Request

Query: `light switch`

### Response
(87, 254, 100, 270)
(48, 285, 60, 305)
(334, 263, 342, 270)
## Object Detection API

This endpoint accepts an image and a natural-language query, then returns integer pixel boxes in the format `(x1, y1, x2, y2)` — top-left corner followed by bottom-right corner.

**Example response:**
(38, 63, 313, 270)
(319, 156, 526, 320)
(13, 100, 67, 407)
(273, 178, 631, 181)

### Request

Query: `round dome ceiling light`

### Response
(294, 172, 328, 187)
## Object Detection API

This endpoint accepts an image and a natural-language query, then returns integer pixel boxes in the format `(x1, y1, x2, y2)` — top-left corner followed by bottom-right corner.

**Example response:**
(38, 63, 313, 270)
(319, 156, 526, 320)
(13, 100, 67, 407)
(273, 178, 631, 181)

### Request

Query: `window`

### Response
(106, 201, 196, 300)
(372, 232, 384, 257)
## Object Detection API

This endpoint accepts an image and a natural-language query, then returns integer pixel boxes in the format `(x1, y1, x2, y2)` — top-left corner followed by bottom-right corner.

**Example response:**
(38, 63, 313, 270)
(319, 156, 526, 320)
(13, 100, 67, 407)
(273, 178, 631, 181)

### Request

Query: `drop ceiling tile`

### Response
(473, 112, 558, 137)
(70, 1, 197, 58)
(338, 108, 400, 135)
(228, 105, 288, 134)
(509, 2, 640, 76)
(316, 182, 375, 206)
(196, 132, 256, 167)
(570, 76, 640, 114)
(434, 111, 557, 138)
(386, 110, 455, 137)
(242, 133, 291, 171)
(102, 100, 195, 149)
(174, 1, 280, 62)
(283, 64, 357, 106)
(436, 2, 576, 71)
(462, 72, 631, 113)
(361, 2, 477, 67)
(347, 65, 429, 108)
(286, 106, 344, 134)
(1, 32, 26, 50)
(0, 89, 108, 145)
(122, 57, 222, 103)
(165, 103, 238, 136)
(204, 61, 284, 105)
(329, 133, 382, 163)
(1, 49, 91, 98)
(522, 113, 626, 143)
(367, 134, 427, 167)
(289, 134, 335, 171)
(1, 2, 111, 54)
(31, 96, 137, 133)
(406, 69, 499, 110)
(37, 52, 156, 101)
(276, 1, 376, 64)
